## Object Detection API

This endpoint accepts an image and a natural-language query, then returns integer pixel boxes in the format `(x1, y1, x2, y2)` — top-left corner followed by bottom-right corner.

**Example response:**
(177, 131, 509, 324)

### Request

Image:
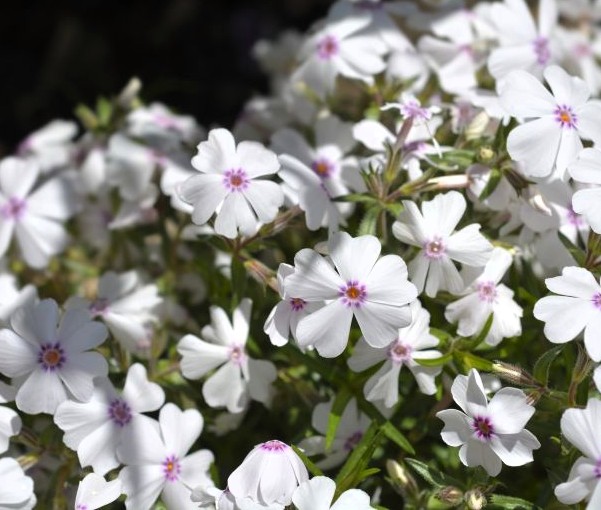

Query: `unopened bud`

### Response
(528, 191, 553, 216)
(478, 146, 495, 162)
(437, 486, 463, 505)
(386, 459, 419, 496)
(465, 488, 487, 510)
(117, 77, 142, 108)
(244, 259, 277, 292)
(491, 361, 537, 387)
(427, 174, 470, 190)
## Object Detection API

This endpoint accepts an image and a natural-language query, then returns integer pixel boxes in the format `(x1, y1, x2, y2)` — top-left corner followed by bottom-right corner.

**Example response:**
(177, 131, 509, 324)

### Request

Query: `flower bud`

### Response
(491, 361, 537, 387)
(478, 146, 495, 162)
(465, 488, 487, 509)
(386, 459, 419, 496)
(437, 486, 463, 505)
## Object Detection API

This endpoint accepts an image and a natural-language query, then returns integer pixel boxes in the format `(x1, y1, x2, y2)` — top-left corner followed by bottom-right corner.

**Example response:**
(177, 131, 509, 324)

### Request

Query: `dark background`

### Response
(0, 0, 334, 154)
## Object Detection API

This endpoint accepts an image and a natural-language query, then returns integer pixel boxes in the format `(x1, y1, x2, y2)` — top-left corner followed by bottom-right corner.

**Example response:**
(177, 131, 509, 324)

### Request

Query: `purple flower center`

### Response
(355, 0, 382, 10)
(403, 140, 426, 154)
(339, 280, 367, 308)
(344, 431, 363, 451)
(223, 168, 250, 192)
(477, 281, 498, 303)
(423, 237, 446, 259)
(1, 197, 27, 220)
(38, 342, 66, 371)
(76, 505, 88, 510)
(573, 43, 592, 58)
(592, 292, 601, 310)
(533, 36, 551, 66)
(400, 100, 431, 121)
(260, 440, 288, 452)
(555, 105, 578, 129)
(317, 35, 339, 60)
(595, 459, 601, 479)
(108, 398, 133, 427)
(472, 416, 494, 440)
(162, 454, 181, 482)
(229, 344, 247, 366)
(89, 298, 110, 318)
(290, 297, 306, 312)
(387, 340, 413, 364)
(311, 157, 335, 179)
(566, 205, 584, 226)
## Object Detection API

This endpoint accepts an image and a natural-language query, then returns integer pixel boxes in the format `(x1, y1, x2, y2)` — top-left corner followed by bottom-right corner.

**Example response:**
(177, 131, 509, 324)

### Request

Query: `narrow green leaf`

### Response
(414, 353, 452, 367)
(532, 344, 564, 386)
(479, 168, 502, 201)
(473, 313, 494, 346)
(291, 444, 324, 477)
(326, 388, 352, 450)
(405, 458, 463, 489)
(354, 467, 381, 484)
(381, 421, 415, 454)
(334, 193, 378, 204)
(488, 494, 541, 509)
(557, 231, 586, 267)
(357, 206, 380, 237)
(96, 96, 113, 126)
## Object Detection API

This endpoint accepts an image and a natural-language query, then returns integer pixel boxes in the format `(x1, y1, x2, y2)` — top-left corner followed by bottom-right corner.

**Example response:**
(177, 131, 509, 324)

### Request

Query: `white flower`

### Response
(0, 457, 36, 509)
(291, 14, 387, 98)
(436, 368, 540, 476)
(54, 363, 165, 475)
(66, 270, 163, 358)
(0, 382, 20, 454)
(0, 299, 108, 415)
(292, 476, 375, 510)
(192, 486, 283, 510)
(298, 398, 369, 469)
(392, 191, 493, 298)
(0, 268, 37, 326)
(227, 439, 309, 507)
(118, 403, 214, 510)
(177, 298, 277, 413)
(17, 119, 77, 173)
(284, 231, 418, 357)
(74, 473, 123, 510)
(178, 128, 283, 239)
(554, 398, 601, 507)
(499, 65, 601, 179)
(348, 301, 442, 408)
(533, 266, 601, 361)
(569, 148, 601, 233)
(263, 264, 322, 347)
(0, 157, 78, 268)
(445, 248, 523, 346)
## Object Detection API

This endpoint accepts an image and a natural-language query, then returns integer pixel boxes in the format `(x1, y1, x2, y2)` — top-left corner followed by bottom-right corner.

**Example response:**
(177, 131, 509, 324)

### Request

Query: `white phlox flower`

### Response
(0, 457, 36, 509)
(554, 398, 601, 508)
(17, 119, 77, 173)
(298, 398, 370, 469)
(0, 156, 78, 269)
(466, 164, 517, 212)
(348, 301, 442, 408)
(445, 247, 523, 346)
(74, 473, 123, 510)
(118, 403, 214, 510)
(54, 363, 165, 475)
(557, 27, 601, 95)
(533, 266, 601, 362)
(227, 439, 309, 507)
(499, 65, 601, 179)
(0, 299, 108, 415)
(557, 0, 601, 23)
(392, 191, 493, 297)
(66, 270, 163, 358)
(284, 231, 418, 357)
(291, 14, 387, 98)
(263, 263, 323, 347)
(178, 128, 284, 239)
(192, 485, 283, 510)
(437, 368, 540, 476)
(569, 148, 601, 234)
(292, 475, 376, 510)
(0, 267, 37, 326)
(0, 381, 21, 454)
(177, 298, 277, 413)
(487, 0, 561, 82)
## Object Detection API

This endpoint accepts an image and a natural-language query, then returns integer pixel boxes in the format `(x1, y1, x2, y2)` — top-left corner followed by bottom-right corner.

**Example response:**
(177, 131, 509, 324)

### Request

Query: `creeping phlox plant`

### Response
(2, 0, 601, 508)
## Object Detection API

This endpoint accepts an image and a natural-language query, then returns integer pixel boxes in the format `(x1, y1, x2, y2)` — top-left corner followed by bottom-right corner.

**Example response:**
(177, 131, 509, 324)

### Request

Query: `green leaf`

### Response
(479, 168, 502, 201)
(488, 494, 541, 509)
(473, 313, 494, 346)
(96, 96, 113, 127)
(532, 344, 564, 386)
(335, 193, 378, 204)
(414, 353, 452, 367)
(381, 421, 415, 454)
(74, 104, 98, 131)
(354, 467, 381, 484)
(557, 231, 586, 267)
(326, 388, 352, 450)
(291, 444, 324, 477)
(454, 351, 494, 372)
(357, 206, 380, 236)
(404, 458, 463, 489)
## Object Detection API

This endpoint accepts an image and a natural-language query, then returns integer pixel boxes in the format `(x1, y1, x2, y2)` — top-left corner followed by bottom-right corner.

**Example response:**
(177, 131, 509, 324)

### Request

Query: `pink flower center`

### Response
(387, 340, 413, 364)
(108, 398, 133, 427)
(592, 292, 601, 310)
(89, 298, 110, 318)
(290, 297, 306, 312)
(573, 43, 592, 58)
(260, 440, 288, 452)
(555, 105, 578, 129)
(162, 454, 182, 482)
(229, 344, 247, 366)
(477, 281, 498, 303)
(400, 100, 431, 121)
(595, 459, 601, 479)
(154, 113, 181, 131)
(311, 157, 335, 179)
(533, 36, 551, 66)
(423, 237, 446, 259)
(344, 431, 363, 451)
(317, 35, 339, 60)
(223, 168, 250, 192)
(38, 342, 66, 371)
(339, 280, 367, 308)
(472, 416, 494, 440)
(1, 197, 27, 220)
(76, 505, 88, 510)
(566, 205, 584, 226)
